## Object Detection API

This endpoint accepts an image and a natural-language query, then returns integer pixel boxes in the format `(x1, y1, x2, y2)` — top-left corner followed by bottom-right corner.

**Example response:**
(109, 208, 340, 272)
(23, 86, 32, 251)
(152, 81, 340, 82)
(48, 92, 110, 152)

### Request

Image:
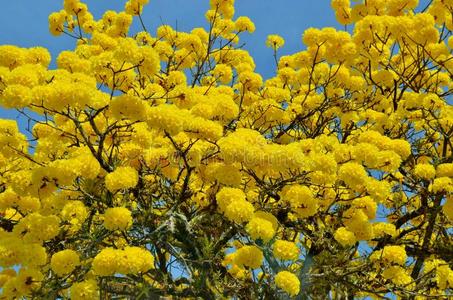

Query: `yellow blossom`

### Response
(275, 271, 300, 296)
(51, 249, 80, 276)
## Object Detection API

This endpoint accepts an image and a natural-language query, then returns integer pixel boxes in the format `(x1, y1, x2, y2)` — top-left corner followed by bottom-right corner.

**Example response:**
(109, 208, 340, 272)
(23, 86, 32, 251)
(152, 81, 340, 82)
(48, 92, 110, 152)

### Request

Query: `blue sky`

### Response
(0, 0, 339, 76)
(0, 0, 339, 124)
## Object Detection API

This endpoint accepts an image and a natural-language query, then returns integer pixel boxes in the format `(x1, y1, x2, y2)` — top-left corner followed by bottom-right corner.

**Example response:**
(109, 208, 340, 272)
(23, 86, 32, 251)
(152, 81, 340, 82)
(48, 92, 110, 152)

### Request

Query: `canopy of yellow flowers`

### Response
(0, 0, 452, 299)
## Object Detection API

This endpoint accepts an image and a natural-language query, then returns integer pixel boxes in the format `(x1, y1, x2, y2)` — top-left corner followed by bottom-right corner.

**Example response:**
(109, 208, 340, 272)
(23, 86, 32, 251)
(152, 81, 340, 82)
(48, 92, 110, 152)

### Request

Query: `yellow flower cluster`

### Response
(266, 34, 285, 50)
(436, 163, 453, 177)
(343, 209, 373, 241)
(424, 259, 453, 290)
(0, 236, 47, 268)
(13, 213, 60, 243)
(70, 279, 99, 300)
(60, 200, 89, 232)
(245, 211, 278, 242)
(281, 185, 318, 218)
(216, 187, 254, 223)
(125, 0, 150, 16)
(334, 227, 356, 247)
(228, 245, 263, 269)
(430, 177, 453, 193)
(50, 249, 80, 276)
(0, 45, 50, 69)
(105, 166, 139, 192)
(103, 207, 133, 231)
(275, 271, 300, 296)
(371, 245, 407, 266)
(338, 162, 367, 189)
(382, 266, 413, 287)
(212, 64, 233, 84)
(92, 246, 154, 276)
(273, 240, 300, 260)
(414, 163, 436, 180)
(372, 222, 397, 238)
(202, 162, 242, 186)
(1, 268, 44, 299)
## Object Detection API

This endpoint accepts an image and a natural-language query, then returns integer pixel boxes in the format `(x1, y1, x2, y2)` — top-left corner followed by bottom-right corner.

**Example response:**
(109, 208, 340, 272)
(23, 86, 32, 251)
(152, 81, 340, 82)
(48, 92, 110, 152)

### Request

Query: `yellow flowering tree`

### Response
(0, 0, 453, 299)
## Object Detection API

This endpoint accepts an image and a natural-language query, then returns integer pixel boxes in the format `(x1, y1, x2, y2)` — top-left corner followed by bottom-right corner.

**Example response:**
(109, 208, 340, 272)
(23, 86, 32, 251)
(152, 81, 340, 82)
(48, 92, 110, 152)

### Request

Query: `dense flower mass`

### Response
(334, 227, 356, 247)
(103, 207, 133, 231)
(275, 271, 300, 296)
(273, 240, 300, 261)
(104, 166, 139, 192)
(50, 250, 80, 276)
(245, 211, 278, 242)
(92, 246, 154, 276)
(0, 0, 452, 298)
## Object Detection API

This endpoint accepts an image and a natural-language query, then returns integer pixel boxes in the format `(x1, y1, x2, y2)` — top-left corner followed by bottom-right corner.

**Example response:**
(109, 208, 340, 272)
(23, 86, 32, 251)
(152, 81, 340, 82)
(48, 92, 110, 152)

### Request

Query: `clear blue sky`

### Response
(0, 0, 339, 121)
